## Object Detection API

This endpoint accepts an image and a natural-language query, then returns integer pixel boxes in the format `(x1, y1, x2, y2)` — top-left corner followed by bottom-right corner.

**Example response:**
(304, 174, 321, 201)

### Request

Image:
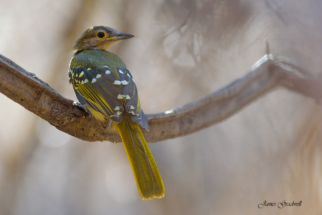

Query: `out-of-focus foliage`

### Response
(0, 0, 322, 214)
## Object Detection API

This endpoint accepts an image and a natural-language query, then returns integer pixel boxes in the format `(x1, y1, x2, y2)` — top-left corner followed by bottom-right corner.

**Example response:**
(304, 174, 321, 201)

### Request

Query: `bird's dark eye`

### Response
(97, 31, 105, 38)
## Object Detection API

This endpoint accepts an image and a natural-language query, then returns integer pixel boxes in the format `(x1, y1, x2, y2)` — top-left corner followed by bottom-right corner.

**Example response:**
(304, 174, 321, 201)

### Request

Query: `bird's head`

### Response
(73, 26, 134, 53)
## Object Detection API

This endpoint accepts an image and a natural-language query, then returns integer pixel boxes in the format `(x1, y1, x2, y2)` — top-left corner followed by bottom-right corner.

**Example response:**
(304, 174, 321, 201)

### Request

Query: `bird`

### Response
(68, 26, 165, 200)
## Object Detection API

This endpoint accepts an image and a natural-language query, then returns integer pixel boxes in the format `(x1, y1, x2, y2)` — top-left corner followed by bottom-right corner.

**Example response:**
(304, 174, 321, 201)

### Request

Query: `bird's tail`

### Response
(117, 113, 165, 200)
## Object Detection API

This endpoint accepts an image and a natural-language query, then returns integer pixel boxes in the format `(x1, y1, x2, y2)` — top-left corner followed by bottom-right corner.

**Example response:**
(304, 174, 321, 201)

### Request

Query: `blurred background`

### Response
(0, 0, 322, 214)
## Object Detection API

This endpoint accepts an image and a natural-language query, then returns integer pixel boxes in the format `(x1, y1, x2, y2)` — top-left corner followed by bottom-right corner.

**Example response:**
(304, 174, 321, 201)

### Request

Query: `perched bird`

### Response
(69, 26, 165, 200)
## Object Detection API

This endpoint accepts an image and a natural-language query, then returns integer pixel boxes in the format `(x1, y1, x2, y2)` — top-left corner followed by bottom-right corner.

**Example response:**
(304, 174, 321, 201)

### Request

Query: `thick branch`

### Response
(0, 53, 321, 142)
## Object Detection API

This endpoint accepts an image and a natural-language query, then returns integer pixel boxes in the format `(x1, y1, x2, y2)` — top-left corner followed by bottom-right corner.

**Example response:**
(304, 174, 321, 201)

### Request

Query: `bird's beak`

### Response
(117, 32, 135, 40)
(107, 32, 134, 41)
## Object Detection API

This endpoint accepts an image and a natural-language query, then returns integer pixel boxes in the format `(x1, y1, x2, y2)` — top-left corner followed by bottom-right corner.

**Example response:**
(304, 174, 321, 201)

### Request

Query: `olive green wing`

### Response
(69, 65, 149, 130)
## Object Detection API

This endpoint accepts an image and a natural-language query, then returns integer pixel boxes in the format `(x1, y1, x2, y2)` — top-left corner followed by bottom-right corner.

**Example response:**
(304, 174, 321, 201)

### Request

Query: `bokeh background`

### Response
(1, 0, 322, 214)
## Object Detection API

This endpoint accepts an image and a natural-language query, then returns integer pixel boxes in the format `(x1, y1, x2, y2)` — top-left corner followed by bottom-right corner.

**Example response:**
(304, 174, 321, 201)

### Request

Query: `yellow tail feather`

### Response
(117, 113, 165, 200)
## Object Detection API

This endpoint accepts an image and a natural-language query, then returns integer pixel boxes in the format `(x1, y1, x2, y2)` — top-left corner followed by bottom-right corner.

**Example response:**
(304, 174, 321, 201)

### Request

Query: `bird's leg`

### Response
(106, 119, 112, 128)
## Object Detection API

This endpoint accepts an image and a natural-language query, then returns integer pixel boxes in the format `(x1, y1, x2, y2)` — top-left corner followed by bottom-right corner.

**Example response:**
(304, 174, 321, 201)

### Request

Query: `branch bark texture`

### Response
(0, 53, 321, 143)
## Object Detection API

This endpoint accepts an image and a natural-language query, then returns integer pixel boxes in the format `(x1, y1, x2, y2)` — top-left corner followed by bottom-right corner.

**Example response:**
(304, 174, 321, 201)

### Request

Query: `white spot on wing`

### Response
(114, 106, 120, 111)
(127, 73, 131, 78)
(79, 71, 84, 77)
(130, 105, 135, 109)
(113, 80, 121, 85)
(96, 74, 102, 79)
(121, 80, 129, 85)
(118, 69, 124, 74)
(116, 111, 122, 115)
(91, 78, 97, 83)
(105, 70, 111, 75)
(84, 79, 88, 83)
(117, 94, 131, 99)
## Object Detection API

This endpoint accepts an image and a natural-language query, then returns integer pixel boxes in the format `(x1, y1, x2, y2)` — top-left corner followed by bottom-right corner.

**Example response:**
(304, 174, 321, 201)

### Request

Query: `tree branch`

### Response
(0, 53, 321, 143)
